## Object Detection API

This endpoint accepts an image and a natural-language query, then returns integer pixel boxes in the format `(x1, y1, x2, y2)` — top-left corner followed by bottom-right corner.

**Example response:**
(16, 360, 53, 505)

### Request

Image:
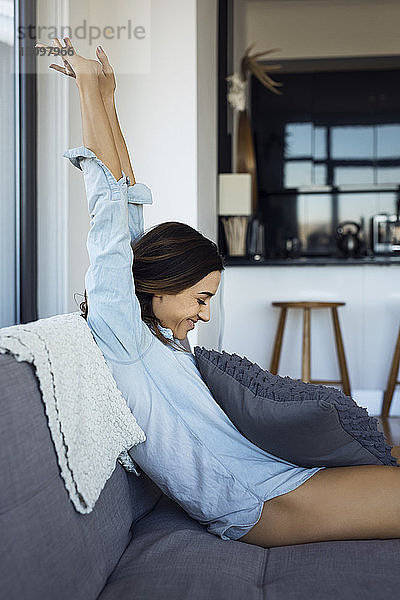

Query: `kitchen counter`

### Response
(224, 256, 400, 266)
(214, 264, 400, 417)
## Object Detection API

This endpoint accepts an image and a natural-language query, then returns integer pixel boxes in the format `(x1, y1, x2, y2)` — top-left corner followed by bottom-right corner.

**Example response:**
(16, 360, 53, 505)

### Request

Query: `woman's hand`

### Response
(35, 38, 116, 99)
(95, 46, 116, 99)
(35, 37, 102, 83)
(38, 36, 130, 182)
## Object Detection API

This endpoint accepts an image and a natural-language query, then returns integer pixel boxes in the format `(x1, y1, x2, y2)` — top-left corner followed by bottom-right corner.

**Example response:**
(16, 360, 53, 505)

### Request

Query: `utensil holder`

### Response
(221, 216, 250, 256)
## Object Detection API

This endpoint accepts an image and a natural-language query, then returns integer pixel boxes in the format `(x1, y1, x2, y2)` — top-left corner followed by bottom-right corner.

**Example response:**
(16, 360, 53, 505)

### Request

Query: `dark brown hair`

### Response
(80, 221, 224, 350)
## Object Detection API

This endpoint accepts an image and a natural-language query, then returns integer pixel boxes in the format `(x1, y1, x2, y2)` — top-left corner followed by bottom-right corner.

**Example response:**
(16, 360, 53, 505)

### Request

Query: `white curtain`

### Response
(0, 0, 16, 327)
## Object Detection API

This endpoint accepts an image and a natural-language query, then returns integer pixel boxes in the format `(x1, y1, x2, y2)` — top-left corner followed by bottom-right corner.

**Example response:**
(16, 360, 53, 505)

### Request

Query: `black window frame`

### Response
(17, 0, 37, 323)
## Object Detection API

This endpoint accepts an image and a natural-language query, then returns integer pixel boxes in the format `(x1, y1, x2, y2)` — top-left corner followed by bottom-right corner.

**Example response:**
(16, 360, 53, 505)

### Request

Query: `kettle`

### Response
(336, 221, 362, 257)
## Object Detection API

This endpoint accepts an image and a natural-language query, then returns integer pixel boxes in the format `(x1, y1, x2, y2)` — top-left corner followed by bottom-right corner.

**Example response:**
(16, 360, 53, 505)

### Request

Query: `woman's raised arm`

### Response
(46, 37, 122, 181)
(42, 38, 152, 243)
(95, 45, 136, 186)
(94, 45, 153, 242)
(37, 37, 153, 362)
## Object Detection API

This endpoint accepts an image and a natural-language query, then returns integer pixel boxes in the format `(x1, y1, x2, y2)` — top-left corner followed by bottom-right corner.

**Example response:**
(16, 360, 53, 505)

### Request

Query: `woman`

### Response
(40, 37, 400, 548)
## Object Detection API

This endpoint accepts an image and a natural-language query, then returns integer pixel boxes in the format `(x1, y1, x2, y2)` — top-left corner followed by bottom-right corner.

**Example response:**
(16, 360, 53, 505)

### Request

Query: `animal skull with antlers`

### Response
(226, 43, 282, 111)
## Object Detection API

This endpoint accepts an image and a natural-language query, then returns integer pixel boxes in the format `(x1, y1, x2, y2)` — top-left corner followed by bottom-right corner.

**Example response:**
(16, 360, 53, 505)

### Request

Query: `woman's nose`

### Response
(198, 304, 210, 322)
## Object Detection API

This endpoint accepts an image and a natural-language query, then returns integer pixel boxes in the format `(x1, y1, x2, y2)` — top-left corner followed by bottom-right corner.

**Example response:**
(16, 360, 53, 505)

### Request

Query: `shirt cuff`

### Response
(127, 182, 153, 205)
(63, 146, 128, 189)
(63, 146, 96, 170)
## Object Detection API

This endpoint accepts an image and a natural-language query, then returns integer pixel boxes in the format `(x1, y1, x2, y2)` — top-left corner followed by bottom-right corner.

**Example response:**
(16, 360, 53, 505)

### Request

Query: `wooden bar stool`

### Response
(270, 301, 351, 396)
(381, 325, 400, 419)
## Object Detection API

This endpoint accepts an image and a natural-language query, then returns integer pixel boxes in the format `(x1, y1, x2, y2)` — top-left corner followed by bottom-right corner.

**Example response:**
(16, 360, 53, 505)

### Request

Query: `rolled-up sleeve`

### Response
(127, 181, 153, 243)
(64, 146, 152, 362)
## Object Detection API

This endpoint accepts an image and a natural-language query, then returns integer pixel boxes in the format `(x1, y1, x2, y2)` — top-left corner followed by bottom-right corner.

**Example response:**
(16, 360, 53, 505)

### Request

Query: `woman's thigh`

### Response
(238, 465, 400, 548)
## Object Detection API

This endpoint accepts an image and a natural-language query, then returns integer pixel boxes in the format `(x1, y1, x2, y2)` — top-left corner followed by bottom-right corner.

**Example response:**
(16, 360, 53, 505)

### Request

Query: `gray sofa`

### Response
(2, 351, 400, 600)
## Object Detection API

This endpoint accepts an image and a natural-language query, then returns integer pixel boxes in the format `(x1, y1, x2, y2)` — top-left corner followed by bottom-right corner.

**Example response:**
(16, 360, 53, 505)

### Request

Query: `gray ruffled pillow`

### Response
(194, 347, 397, 468)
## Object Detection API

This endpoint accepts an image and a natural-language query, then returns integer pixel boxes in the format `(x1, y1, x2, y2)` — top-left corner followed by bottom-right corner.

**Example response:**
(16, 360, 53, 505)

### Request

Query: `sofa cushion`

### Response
(193, 348, 397, 467)
(98, 493, 400, 600)
(0, 353, 162, 600)
(98, 495, 266, 600)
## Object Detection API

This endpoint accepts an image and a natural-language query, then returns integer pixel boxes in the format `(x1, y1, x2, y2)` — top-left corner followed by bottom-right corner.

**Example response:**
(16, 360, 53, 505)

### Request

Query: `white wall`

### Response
(66, 0, 198, 316)
(245, 0, 400, 59)
(37, 0, 69, 319)
(195, 0, 221, 348)
(37, 0, 220, 347)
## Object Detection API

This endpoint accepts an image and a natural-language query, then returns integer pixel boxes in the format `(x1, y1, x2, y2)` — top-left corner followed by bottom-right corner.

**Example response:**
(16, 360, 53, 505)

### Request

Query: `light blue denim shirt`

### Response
(64, 146, 325, 541)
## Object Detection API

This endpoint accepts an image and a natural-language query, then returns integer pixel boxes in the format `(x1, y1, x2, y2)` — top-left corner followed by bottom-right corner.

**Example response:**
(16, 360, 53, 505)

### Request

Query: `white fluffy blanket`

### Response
(0, 311, 146, 514)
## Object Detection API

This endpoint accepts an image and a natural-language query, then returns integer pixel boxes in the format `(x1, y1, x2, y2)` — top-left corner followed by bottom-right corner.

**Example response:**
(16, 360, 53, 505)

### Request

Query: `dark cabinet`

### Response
(251, 63, 400, 258)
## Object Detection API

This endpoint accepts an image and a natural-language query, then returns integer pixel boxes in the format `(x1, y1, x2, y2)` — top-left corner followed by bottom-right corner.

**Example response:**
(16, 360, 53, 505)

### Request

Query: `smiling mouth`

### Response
(187, 319, 197, 329)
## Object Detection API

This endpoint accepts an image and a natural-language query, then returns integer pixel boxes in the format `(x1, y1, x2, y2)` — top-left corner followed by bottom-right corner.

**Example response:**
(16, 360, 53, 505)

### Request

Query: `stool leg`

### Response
(381, 326, 400, 419)
(331, 307, 351, 397)
(270, 308, 287, 374)
(302, 307, 311, 382)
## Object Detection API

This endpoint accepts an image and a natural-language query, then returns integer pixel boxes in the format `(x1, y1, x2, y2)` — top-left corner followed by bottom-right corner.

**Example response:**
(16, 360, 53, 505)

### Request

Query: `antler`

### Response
(240, 44, 283, 95)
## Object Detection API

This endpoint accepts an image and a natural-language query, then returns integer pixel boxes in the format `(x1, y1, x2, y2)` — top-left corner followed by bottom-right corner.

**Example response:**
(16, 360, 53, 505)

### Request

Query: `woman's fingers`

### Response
(49, 63, 75, 77)
(52, 38, 77, 76)
(62, 36, 73, 48)
(37, 37, 76, 78)
(55, 36, 79, 67)
(96, 45, 108, 63)
(49, 64, 69, 76)
(35, 40, 53, 48)
(96, 46, 112, 72)
(49, 64, 68, 76)
(36, 36, 101, 78)
(62, 59, 76, 77)
(95, 45, 106, 65)
(35, 38, 76, 74)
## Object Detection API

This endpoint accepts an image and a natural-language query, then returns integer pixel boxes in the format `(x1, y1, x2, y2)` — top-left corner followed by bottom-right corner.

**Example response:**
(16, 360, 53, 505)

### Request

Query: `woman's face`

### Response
(152, 270, 221, 340)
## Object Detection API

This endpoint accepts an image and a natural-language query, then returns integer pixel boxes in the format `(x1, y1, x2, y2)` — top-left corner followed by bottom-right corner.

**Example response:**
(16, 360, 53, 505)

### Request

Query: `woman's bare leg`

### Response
(238, 465, 400, 548)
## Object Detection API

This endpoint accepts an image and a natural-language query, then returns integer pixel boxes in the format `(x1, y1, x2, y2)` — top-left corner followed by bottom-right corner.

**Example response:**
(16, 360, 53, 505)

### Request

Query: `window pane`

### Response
(297, 194, 334, 253)
(377, 192, 397, 214)
(376, 167, 400, 184)
(377, 125, 400, 159)
(334, 166, 374, 185)
(285, 123, 312, 157)
(284, 160, 313, 187)
(314, 126, 326, 160)
(337, 193, 379, 229)
(314, 164, 327, 185)
(0, 0, 16, 327)
(331, 126, 374, 159)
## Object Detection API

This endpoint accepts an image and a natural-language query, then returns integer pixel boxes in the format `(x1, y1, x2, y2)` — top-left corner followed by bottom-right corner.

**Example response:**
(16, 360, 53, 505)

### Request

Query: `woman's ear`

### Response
(152, 294, 164, 320)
